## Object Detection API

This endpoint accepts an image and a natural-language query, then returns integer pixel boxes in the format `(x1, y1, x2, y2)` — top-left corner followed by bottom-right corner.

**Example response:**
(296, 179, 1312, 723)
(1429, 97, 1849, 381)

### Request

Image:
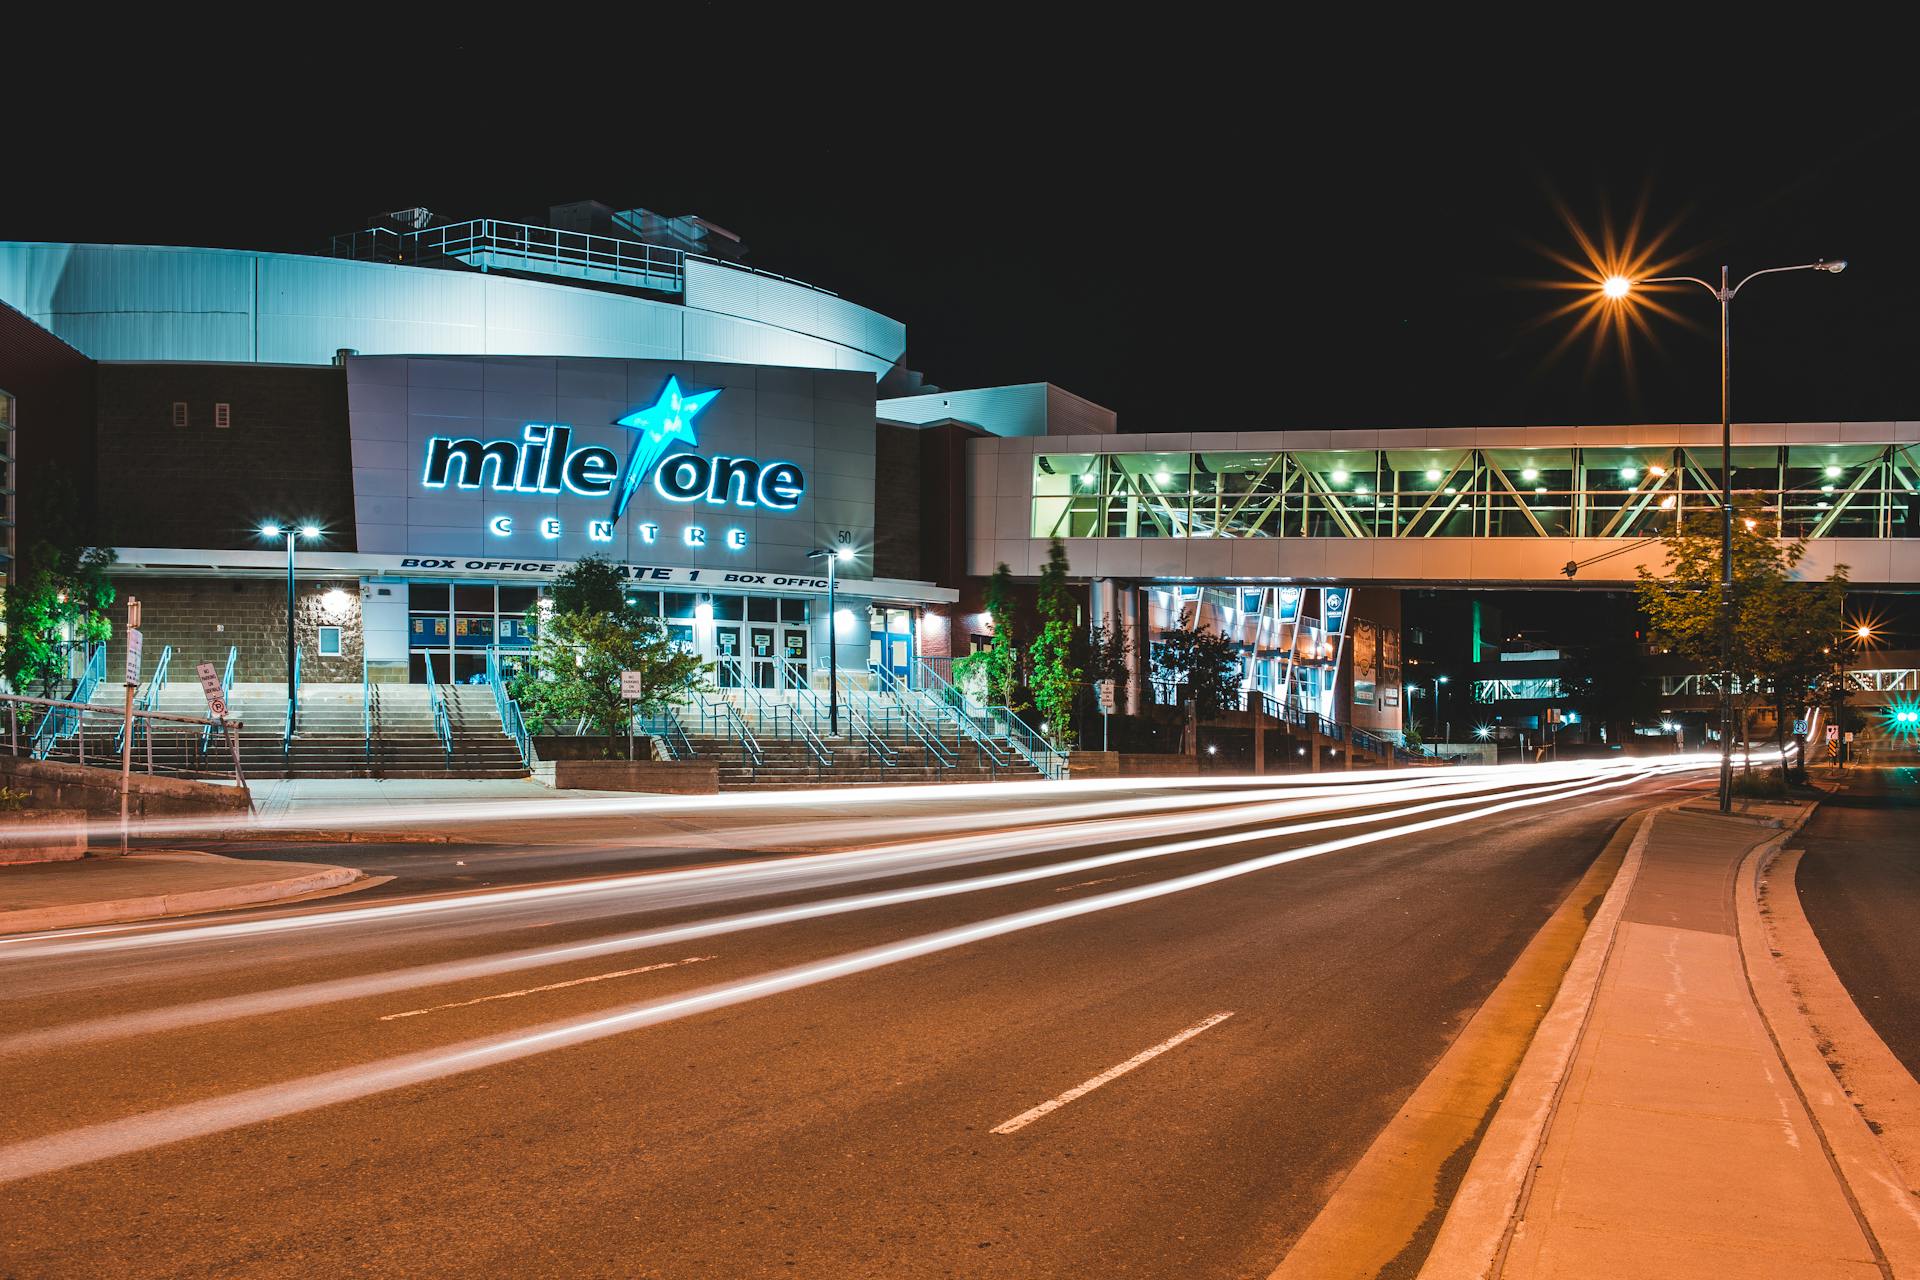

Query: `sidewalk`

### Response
(0, 851, 361, 934)
(1425, 803, 1920, 1278)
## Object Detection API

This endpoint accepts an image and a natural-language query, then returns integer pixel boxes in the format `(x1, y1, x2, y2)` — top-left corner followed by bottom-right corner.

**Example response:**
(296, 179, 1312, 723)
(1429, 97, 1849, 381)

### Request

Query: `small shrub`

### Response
(0, 785, 32, 812)
(1730, 768, 1788, 800)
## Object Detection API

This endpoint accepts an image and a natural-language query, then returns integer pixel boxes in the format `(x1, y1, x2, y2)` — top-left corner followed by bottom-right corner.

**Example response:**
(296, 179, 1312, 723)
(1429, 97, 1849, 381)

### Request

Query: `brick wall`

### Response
(95, 364, 354, 551)
(106, 576, 364, 687)
(872, 422, 923, 582)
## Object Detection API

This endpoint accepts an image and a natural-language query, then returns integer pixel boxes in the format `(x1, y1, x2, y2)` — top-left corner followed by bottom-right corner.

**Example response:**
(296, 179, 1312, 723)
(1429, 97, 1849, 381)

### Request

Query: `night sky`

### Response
(14, 56, 1913, 434)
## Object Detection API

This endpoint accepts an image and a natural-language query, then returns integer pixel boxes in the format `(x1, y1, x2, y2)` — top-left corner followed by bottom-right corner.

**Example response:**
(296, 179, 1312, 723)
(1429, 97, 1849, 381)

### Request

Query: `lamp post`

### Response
(261, 522, 320, 735)
(1432, 674, 1449, 742)
(1603, 259, 1846, 813)
(806, 543, 854, 734)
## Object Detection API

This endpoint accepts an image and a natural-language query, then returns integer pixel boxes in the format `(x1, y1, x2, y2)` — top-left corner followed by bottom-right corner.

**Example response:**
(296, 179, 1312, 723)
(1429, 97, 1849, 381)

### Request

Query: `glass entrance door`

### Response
(714, 625, 743, 687)
(870, 608, 914, 680)
(748, 626, 777, 689)
(781, 627, 809, 689)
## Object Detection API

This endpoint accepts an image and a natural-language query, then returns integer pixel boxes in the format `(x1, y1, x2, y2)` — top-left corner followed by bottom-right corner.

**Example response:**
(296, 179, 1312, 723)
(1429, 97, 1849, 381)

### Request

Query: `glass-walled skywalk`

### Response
(1032, 444, 1920, 540)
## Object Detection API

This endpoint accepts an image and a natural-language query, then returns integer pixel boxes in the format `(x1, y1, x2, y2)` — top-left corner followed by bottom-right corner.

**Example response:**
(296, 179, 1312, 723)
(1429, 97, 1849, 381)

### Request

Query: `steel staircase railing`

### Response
(31, 644, 104, 759)
(719, 658, 830, 775)
(484, 646, 533, 769)
(282, 648, 303, 762)
(423, 652, 452, 767)
(867, 663, 955, 767)
(115, 644, 172, 754)
(698, 698, 763, 776)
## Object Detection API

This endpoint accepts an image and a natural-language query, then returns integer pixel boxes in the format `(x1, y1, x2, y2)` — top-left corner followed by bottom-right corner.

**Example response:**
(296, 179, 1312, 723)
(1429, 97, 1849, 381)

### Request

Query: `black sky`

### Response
(13, 45, 1916, 432)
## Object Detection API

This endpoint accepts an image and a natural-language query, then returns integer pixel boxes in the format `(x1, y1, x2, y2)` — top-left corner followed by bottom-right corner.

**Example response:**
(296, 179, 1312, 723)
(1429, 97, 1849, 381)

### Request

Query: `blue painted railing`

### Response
(116, 644, 172, 754)
(698, 698, 763, 776)
(484, 646, 532, 769)
(31, 645, 105, 759)
(720, 658, 829, 774)
(867, 664, 955, 768)
(636, 708, 696, 761)
(912, 659, 1063, 779)
(424, 653, 452, 767)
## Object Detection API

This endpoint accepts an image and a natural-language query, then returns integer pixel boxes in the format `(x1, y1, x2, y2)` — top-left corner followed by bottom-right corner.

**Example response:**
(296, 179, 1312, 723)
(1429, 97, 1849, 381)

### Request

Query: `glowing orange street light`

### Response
(1597, 258, 1847, 816)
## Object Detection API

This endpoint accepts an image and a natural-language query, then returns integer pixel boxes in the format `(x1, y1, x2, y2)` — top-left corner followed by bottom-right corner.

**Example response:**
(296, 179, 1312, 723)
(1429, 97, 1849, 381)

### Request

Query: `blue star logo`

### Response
(610, 377, 722, 522)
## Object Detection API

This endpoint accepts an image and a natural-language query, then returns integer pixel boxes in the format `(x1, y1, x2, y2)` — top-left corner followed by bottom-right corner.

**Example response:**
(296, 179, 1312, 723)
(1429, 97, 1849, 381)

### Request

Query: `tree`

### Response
(2, 480, 117, 698)
(1749, 567, 1849, 778)
(1153, 624, 1242, 726)
(511, 562, 707, 753)
(1635, 497, 1848, 772)
(547, 554, 637, 619)
(955, 562, 1022, 710)
(1027, 539, 1082, 748)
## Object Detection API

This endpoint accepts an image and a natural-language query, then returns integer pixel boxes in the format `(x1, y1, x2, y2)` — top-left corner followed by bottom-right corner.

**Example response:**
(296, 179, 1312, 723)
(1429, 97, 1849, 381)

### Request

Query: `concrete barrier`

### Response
(0, 809, 89, 863)
(1068, 752, 1201, 779)
(546, 759, 720, 794)
(0, 757, 252, 819)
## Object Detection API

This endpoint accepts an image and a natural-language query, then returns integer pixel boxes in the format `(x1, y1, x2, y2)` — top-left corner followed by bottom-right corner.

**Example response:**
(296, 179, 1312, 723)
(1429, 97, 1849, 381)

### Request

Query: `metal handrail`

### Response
(907, 659, 1013, 774)
(362, 665, 374, 765)
(282, 648, 302, 761)
(720, 659, 830, 773)
(699, 698, 763, 774)
(31, 644, 105, 758)
(116, 643, 172, 754)
(423, 653, 452, 767)
(911, 658, 1065, 779)
(636, 707, 696, 761)
(868, 664, 956, 767)
(485, 646, 533, 768)
(200, 646, 237, 756)
(5, 692, 247, 789)
(843, 703, 896, 768)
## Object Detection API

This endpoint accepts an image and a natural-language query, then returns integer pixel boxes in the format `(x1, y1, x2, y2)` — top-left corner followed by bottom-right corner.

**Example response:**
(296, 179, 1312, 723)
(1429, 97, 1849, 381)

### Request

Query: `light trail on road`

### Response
(0, 758, 1707, 1184)
(0, 762, 1696, 1055)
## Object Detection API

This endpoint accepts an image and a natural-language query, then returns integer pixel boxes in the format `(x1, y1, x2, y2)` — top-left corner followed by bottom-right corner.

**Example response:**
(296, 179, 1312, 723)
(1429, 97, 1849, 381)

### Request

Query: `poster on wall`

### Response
(1352, 621, 1378, 707)
(1321, 588, 1351, 639)
(1381, 628, 1402, 703)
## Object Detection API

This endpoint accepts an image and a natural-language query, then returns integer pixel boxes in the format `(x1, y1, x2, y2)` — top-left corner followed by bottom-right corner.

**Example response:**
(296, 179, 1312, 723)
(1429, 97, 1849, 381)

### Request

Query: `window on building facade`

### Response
(214, 403, 231, 429)
(317, 626, 342, 657)
(171, 402, 189, 427)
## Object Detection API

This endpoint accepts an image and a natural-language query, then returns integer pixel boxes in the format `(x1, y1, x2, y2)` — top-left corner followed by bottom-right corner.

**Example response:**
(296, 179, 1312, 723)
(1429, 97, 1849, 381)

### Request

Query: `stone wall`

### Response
(107, 576, 364, 685)
(0, 756, 253, 818)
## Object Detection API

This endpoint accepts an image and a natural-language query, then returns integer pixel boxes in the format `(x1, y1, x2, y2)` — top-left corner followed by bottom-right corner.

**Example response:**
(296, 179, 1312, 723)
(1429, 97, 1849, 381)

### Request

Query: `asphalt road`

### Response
(0, 764, 1702, 1278)
(1794, 765, 1920, 1080)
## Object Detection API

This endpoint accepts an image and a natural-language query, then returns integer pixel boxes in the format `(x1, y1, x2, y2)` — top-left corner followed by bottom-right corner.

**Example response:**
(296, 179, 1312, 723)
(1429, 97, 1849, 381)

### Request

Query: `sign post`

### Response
(119, 598, 142, 854)
(620, 670, 645, 761)
(1095, 679, 1115, 754)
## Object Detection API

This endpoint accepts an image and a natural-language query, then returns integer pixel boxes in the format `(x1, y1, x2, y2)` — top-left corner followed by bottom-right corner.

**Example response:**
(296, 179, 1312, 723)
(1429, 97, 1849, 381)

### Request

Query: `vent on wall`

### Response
(214, 403, 231, 429)
(171, 402, 189, 427)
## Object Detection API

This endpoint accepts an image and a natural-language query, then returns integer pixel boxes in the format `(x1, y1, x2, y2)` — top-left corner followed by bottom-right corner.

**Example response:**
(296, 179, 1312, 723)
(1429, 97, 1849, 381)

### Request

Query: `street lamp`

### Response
(1604, 258, 1846, 813)
(805, 543, 855, 734)
(261, 522, 321, 734)
(1432, 674, 1449, 742)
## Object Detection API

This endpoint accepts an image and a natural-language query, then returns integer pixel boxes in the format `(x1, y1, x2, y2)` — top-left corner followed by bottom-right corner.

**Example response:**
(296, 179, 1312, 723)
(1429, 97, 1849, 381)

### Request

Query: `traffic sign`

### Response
(196, 661, 227, 719)
(620, 670, 646, 700)
(124, 628, 143, 686)
(1095, 679, 1117, 715)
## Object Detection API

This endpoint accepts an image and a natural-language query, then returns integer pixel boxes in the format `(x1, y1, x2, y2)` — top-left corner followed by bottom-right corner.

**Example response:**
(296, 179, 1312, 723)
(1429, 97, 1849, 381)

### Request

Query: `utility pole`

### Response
(119, 597, 142, 854)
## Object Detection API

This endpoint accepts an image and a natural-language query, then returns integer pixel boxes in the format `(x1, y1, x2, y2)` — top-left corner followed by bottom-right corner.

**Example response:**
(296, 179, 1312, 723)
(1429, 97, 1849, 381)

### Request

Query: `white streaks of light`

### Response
(991, 1012, 1236, 1134)
(0, 762, 1691, 1185)
(0, 768, 1657, 1054)
(378, 956, 715, 1022)
(0, 772, 1508, 957)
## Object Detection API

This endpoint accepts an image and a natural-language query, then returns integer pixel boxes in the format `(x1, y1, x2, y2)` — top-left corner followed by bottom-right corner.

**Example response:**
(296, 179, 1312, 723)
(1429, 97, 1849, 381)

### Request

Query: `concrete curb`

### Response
(0, 864, 362, 935)
(1415, 801, 1668, 1279)
(1738, 834, 1920, 1271)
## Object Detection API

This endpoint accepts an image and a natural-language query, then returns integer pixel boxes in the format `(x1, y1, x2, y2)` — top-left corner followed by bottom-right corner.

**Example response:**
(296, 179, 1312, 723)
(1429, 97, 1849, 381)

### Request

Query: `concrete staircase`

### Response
(45, 681, 528, 779)
(677, 688, 1049, 790)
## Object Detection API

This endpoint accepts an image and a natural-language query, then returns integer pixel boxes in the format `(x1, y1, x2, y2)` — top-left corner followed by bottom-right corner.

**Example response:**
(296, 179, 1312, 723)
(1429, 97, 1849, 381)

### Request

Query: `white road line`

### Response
(1053, 873, 1146, 892)
(990, 1011, 1236, 1135)
(379, 956, 715, 1022)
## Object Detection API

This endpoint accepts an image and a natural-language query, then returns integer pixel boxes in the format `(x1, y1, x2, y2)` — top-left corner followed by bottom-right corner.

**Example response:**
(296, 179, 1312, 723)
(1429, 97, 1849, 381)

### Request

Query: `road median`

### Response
(0, 851, 362, 935)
